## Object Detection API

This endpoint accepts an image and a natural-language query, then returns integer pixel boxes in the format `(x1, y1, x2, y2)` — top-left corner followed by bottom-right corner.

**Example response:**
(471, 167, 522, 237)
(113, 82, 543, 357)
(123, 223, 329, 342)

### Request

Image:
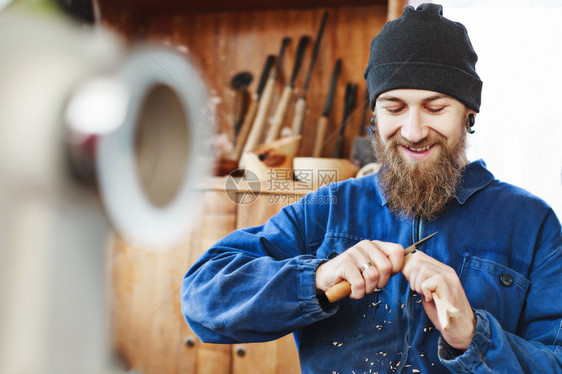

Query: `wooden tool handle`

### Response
(312, 116, 328, 157)
(231, 98, 258, 161)
(265, 85, 293, 144)
(325, 280, 351, 303)
(233, 90, 246, 134)
(244, 77, 276, 153)
(291, 96, 307, 136)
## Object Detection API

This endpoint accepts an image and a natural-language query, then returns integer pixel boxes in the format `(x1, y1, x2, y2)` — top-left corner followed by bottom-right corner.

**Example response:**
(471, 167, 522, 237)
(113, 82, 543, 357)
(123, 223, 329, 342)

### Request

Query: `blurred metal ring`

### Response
(360, 262, 374, 272)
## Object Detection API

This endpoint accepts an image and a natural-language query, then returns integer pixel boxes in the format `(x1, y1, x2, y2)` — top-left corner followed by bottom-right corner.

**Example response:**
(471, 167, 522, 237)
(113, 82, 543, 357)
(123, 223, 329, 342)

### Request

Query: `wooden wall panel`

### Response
(109, 188, 237, 373)
(95, 3, 388, 159)
(160, 6, 388, 159)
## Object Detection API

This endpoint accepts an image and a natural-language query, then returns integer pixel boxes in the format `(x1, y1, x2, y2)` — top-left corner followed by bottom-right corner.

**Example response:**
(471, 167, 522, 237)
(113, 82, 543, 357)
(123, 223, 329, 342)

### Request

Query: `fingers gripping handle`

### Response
(323, 249, 459, 330)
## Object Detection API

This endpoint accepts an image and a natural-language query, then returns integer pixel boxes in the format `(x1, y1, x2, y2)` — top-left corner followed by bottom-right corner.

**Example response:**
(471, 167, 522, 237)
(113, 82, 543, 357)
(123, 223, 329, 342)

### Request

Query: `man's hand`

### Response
(402, 251, 475, 351)
(315, 240, 404, 300)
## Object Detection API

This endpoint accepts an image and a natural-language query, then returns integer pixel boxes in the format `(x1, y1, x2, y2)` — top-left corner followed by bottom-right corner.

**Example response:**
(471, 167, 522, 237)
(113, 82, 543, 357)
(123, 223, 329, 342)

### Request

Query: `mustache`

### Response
(387, 132, 447, 149)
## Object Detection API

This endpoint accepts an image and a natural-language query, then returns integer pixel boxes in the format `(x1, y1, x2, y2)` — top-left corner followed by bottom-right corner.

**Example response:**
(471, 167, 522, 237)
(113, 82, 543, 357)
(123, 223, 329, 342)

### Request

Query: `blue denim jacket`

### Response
(182, 160, 562, 373)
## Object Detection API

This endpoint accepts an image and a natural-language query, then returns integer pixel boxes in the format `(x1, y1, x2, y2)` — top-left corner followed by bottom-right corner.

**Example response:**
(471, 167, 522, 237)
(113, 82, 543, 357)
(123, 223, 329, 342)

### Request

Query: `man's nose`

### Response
(400, 110, 429, 143)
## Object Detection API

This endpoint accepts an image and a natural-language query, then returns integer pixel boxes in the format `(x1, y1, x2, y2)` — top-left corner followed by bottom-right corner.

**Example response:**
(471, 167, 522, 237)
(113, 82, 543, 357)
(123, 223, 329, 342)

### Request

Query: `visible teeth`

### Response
(408, 145, 431, 152)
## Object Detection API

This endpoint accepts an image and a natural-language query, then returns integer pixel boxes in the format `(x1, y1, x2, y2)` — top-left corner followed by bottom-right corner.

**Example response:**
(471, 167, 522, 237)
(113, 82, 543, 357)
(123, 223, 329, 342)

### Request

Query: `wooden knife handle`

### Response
(291, 96, 307, 136)
(325, 280, 351, 303)
(312, 116, 328, 157)
(244, 77, 276, 153)
(265, 85, 293, 144)
(231, 98, 258, 161)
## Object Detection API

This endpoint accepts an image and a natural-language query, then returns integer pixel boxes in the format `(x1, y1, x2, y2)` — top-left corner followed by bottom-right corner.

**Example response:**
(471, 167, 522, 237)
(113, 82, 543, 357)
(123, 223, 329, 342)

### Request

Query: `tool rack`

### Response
(96, 0, 405, 372)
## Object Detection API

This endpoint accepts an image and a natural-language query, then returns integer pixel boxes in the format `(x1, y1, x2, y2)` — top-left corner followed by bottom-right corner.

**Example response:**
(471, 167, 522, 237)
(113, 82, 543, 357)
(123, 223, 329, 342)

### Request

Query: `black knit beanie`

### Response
(364, 3, 482, 112)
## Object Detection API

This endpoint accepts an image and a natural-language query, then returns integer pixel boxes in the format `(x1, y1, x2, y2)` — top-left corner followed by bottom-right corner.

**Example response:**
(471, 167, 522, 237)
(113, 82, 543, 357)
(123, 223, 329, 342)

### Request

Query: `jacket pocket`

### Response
(459, 254, 530, 333)
(302, 235, 379, 346)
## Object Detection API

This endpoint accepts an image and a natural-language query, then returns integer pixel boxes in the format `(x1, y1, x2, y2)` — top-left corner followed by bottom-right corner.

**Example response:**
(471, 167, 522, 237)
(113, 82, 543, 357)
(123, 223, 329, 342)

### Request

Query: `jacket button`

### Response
(327, 252, 338, 260)
(500, 273, 514, 287)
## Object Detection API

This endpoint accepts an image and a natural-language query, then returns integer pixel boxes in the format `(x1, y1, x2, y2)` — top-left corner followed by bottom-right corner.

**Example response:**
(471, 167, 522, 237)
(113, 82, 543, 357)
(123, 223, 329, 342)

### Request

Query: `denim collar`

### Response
(376, 159, 495, 206)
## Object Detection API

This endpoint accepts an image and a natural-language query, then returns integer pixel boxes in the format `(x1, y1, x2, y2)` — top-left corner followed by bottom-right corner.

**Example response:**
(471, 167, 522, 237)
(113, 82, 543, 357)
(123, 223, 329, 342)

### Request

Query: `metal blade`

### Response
(358, 90, 369, 136)
(404, 231, 439, 256)
(273, 37, 292, 79)
(289, 35, 310, 86)
(256, 55, 276, 101)
(321, 58, 341, 117)
(340, 82, 357, 135)
(302, 11, 328, 95)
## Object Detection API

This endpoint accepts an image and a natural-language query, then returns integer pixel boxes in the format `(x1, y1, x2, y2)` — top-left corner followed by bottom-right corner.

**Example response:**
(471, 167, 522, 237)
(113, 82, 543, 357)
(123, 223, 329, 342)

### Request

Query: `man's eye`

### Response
(426, 107, 444, 113)
(385, 106, 405, 114)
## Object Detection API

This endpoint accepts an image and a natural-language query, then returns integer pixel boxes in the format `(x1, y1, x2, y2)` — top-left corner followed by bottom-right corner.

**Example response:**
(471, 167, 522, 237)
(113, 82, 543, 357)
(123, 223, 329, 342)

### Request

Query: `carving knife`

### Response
(291, 11, 328, 138)
(231, 55, 275, 161)
(331, 82, 357, 158)
(244, 37, 291, 153)
(265, 35, 310, 143)
(312, 58, 341, 157)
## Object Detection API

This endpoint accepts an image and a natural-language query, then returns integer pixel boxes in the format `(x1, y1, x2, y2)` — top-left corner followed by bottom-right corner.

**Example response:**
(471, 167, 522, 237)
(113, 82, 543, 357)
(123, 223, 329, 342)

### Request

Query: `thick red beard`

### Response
(372, 125, 467, 221)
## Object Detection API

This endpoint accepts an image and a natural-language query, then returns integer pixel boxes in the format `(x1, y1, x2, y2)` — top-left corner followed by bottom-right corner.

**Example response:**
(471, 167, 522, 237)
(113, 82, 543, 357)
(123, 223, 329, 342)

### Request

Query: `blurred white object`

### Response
(0, 4, 211, 373)
(95, 48, 211, 249)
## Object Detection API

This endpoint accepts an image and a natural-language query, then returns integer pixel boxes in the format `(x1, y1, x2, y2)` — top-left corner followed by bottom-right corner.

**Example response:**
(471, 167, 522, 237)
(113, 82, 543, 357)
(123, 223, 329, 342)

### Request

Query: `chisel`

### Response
(291, 11, 328, 137)
(312, 58, 341, 157)
(244, 37, 291, 154)
(331, 82, 357, 158)
(231, 55, 275, 161)
(265, 35, 310, 144)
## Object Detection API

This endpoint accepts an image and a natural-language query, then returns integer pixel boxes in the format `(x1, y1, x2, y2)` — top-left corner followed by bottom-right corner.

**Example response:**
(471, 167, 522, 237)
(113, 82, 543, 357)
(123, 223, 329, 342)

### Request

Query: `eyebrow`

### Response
(376, 94, 450, 103)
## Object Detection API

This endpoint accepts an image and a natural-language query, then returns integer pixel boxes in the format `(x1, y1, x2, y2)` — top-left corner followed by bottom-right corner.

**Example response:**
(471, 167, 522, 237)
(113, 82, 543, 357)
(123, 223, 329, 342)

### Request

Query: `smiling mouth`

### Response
(406, 144, 432, 152)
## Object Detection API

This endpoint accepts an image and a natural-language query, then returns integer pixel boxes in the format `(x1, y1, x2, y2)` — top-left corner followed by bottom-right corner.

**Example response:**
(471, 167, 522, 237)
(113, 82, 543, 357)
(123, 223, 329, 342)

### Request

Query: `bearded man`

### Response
(182, 4, 562, 373)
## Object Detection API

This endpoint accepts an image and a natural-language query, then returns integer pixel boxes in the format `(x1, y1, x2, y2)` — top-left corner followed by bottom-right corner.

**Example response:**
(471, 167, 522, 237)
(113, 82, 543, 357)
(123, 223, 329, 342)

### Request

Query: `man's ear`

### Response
(466, 111, 476, 134)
